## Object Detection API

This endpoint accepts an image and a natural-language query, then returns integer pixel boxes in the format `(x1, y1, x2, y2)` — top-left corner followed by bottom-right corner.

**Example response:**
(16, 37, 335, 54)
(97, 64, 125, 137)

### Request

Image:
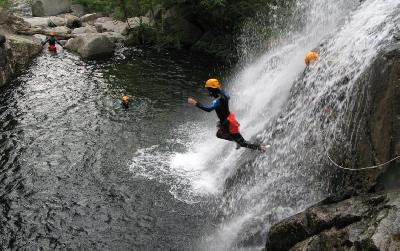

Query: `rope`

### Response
(326, 153, 400, 171)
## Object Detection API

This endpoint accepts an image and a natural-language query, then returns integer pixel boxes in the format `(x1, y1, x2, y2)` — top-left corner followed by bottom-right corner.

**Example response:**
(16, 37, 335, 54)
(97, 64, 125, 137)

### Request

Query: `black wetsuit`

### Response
(42, 37, 62, 46)
(196, 89, 262, 150)
(122, 101, 129, 110)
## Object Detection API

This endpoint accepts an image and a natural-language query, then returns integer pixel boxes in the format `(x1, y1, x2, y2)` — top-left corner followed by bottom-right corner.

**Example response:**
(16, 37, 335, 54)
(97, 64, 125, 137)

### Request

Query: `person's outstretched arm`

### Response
(42, 38, 50, 45)
(196, 99, 220, 112)
(56, 39, 64, 47)
(188, 97, 220, 112)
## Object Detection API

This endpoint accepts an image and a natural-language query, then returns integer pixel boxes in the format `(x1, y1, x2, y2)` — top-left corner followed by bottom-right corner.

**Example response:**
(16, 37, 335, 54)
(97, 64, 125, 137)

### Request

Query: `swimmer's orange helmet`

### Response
(122, 96, 129, 103)
(305, 51, 319, 65)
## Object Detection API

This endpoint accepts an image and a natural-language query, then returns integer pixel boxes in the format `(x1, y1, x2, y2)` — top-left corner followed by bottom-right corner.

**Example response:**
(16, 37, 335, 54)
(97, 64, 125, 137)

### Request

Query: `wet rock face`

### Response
(0, 35, 42, 87)
(265, 191, 400, 251)
(0, 9, 42, 87)
(265, 45, 400, 251)
(321, 43, 400, 196)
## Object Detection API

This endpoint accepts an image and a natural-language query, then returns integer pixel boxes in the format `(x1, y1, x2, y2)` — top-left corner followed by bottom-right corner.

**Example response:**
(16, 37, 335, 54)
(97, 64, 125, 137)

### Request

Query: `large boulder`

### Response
(93, 17, 113, 24)
(102, 32, 126, 44)
(127, 16, 151, 28)
(65, 33, 115, 59)
(7, 35, 42, 66)
(32, 0, 71, 17)
(23, 17, 49, 28)
(322, 43, 400, 195)
(47, 16, 66, 27)
(265, 191, 400, 251)
(0, 34, 42, 87)
(80, 13, 102, 23)
(71, 26, 97, 35)
(95, 20, 128, 35)
(45, 26, 71, 35)
(65, 14, 82, 29)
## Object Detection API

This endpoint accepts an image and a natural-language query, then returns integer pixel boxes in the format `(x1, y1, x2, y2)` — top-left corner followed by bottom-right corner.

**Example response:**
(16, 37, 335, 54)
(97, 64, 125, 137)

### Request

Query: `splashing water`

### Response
(129, 0, 400, 249)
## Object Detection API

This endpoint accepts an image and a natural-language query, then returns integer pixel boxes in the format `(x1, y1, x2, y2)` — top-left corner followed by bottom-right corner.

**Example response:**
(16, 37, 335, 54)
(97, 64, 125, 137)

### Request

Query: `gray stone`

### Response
(33, 34, 47, 43)
(47, 16, 66, 27)
(127, 16, 151, 28)
(65, 33, 115, 59)
(266, 191, 400, 251)
(94, 17, 113, 24)
(95, 20, 128, 35)
(0, 34, 42, 87)
(102, 32, 126, 44)
(71, 26, 97, 35)
(32, 0, 72, 17)
(65, 14, 81, 29)
(23, 17, 49, 28)
(45, 26, 71, 35)
(80, 13, 102, 23)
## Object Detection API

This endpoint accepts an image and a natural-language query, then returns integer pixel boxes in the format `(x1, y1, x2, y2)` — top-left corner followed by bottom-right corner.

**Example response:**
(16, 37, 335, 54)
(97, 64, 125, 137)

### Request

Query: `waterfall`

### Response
(129, 0, 400, 249)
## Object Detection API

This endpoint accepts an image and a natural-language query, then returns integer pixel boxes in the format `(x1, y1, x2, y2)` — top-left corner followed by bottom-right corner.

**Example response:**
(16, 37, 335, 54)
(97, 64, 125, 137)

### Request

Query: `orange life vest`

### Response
(227, 112, 240, 134)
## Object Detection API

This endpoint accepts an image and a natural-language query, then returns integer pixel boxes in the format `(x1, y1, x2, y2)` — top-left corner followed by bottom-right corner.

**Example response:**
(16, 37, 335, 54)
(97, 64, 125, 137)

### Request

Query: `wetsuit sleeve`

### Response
(42, 39, 50, 45)
(196, 99, 221, 112)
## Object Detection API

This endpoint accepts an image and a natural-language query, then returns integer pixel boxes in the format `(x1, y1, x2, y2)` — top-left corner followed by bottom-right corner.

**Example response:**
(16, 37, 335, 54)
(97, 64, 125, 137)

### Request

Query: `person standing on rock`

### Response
(42, 32, 64, 52)
(188, 78, 269, 151)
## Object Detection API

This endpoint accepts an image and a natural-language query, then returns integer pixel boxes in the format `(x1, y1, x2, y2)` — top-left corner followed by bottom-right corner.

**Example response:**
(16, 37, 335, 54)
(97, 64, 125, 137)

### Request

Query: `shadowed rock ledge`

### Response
(266, 191, 400, 250)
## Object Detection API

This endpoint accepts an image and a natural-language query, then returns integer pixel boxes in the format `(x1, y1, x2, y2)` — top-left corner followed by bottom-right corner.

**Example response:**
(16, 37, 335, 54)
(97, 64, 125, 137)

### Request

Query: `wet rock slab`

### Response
(265, 191, 400, 251)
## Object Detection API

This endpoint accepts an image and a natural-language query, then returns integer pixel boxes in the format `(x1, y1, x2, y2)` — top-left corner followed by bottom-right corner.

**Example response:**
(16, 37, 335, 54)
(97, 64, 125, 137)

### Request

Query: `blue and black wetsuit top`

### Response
(43, 37, 62, 46)
(196, 89, 230, 122)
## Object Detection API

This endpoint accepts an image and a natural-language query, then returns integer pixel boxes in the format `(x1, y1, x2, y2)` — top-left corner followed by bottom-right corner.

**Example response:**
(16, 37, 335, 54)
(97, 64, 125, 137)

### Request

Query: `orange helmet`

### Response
(305, 51, 319, 65)
(122, 96, 129, 103)
(50, 32, 56, 36)
(204, 78, 221, 89)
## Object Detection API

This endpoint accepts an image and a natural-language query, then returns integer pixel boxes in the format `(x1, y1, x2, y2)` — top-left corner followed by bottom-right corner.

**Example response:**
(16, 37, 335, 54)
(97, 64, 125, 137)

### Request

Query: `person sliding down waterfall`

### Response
(188, 78, 269, 151)
(42, 32, 64, 52)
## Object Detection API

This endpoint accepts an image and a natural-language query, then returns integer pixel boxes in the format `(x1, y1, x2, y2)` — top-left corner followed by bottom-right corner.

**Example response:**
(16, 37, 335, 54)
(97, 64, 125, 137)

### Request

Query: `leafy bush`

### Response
(0, 0, 10, 8)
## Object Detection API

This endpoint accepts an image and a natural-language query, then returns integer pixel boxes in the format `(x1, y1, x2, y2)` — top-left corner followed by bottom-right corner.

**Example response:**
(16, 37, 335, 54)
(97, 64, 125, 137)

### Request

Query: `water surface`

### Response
(0, 47, 224, 249)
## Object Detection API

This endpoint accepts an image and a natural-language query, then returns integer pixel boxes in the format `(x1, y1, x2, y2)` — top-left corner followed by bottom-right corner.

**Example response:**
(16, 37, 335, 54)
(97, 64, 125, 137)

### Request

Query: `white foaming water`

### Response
(200, 0, 399, 249)
(129, 0, 400, 248)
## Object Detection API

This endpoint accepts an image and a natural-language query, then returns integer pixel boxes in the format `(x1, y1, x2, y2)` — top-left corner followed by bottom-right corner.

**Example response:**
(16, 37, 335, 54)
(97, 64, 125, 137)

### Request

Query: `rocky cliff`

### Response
(266, 191, 400, 250)
(265, 42, 400, 250)
(0, 8, 42, 87)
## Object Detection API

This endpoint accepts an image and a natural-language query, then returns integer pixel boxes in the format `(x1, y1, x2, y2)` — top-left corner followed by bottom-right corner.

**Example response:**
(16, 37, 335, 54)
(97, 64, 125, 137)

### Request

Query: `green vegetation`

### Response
(74, 0, 160, 19)
(73, 0, 294, 61)
(0, 0, 10, 8)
